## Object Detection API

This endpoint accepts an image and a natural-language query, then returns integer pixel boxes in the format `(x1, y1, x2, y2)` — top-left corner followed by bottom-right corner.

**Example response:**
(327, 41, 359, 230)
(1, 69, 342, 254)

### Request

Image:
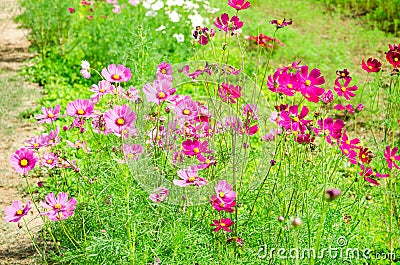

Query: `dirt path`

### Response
(0, 0, 41, 264)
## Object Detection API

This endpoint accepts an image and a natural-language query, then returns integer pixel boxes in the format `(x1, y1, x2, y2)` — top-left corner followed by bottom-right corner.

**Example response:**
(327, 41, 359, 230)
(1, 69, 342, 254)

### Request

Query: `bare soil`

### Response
(0, 0, 42, 264)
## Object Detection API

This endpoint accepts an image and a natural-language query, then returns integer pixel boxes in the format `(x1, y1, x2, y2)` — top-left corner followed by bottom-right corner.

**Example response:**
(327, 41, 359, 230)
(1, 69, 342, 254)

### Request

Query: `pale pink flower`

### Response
(143, 79, 176, 105)
(173, 166, 207, 187)
(9, 148, 38, 175)
(36, 105, 60, 124)
(40, 192, 77, 221)
(104, 105, 136, 137)
(4, 200, 31, 223)
(101, 64, 132, 83)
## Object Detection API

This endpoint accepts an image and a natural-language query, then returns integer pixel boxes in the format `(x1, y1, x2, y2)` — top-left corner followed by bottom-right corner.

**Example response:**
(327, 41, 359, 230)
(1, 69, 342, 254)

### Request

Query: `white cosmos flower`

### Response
(166, 0, 184, 6)
(173, 33, 184, 43)
(168, 10, 180, 23)
(188, 13, 204, 28)
(142, 0, 155, 9)
(155, 25, 166, 31)
(151, 0, 164, 11)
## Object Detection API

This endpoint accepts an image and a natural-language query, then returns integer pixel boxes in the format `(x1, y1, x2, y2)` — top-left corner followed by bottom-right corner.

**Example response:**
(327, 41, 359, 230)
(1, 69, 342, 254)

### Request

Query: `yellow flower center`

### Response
(292, 116, 299, 122)
(188, 176, 196, 182)
(183, 109, 191, 115)
(193, 148, 200, 153)
(395, 58, 399, 62)
(277, 20, 283, 25)
(158, 92, 166, 99)
(198, 66, 205, 71)
(48, 113, 54, 118)
(344, 149, 349, 155)
(341, 73, 345, 77)
(161, 69, 167, 74)
(219, 202, 225, 207)
(122, 129, 128, 135)
(346, 140, 350, 145)
(305, 93, 310, 98)
(390, 156, 395, 161)
(77, 109, 85, 115)
(16, 209, 23, 215)
(33, 143, 39, 147)
(367, 65, 373, 70)
(287, 84, 293, 89)
(304, 80, 311, 86)
(20, 159, 28, 167)
(324, 129, 330, 135)
(112, 74, 120, 80)
(205, 159, 211, 164)
(219, 191, 225, 198)
(220, 222, 226, 227)
(116, 118, 125, 125)
(57, 213, 64, 220)
(100, 88, 105, 93)
(54, 204, 61, 209)
(47, 159, 53, 164)
(341, 87, 347, 92)
(361, 154, 366, 159)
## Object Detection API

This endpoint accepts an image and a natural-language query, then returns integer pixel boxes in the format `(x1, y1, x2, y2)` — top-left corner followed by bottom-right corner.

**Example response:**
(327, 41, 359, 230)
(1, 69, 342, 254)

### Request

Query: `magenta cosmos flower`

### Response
(40, 153, 60, 169)
(101, 64, 132, 83)
(384, 146, 400, 170)
(157, 62, 172, 76)
(90, 80, 115, 103)
(66, 99, 95, 118)
(361, 58, 382, 73)
(173, 166, 207, 187)
(359, 164, 389, 186)
(182, 139, 211, 157)
(40, 192, 77, 221)
(334, 77, 358, 100)
(218, 82, 242, 103)
(36, 104, 60, 124)
(4, 200, 31, 223)
(270, 18, 293, 28)
(228, 0, 251, 10)
(210, 195, 235, 212)
(149, 187, 169, 203)
(143, 79, 176, 105)
(211, 218, 234, 232)
(278, 105, 311, 132)
(313, 117, 344, 144)
(297, 66, 325, 103)
(104, 105, 136, 137)
(214, 13, 244, 34)
(10, 148, 38, 175)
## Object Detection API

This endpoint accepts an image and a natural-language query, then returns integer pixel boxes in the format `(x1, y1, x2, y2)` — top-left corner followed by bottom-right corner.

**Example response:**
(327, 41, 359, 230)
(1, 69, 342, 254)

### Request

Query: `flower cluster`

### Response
(210, 181, 236, 233)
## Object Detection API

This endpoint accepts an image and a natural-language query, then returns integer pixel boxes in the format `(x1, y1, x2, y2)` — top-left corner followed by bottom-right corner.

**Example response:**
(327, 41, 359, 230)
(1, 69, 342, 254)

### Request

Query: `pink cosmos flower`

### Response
(157, 62, 172, 76)
(10, 148, 38, 175)
(211, 218, 234, 232)
(196, 154, 216, 169)
(174, 97, 199, 121)
(36, 105, 60, 124)
(122, 144, 143, 161)
(80, 60, 90, 79)
(297, 66, 325, 103)
(112, 4, 121, 13)
(173, 166, 207, 187)
(120, 86, 140, 102)
(182, 140, 211, 157)
(4, 200, 31, 223)
(270, 18, 293, 28)
(210, 195, 235, 212)
(104, 105, 136, 137)
(384, 146, 400, 170)
(336, 69, 351, 79)
(294, 133, 315, 144)
(218, 83, 242, 103)
(68, 7, 75, 13)
(101, 64, 132, 83)
(66, 99, 95, 118)
(340, 131, 360, 149)
(40, 153, 60, 169)
(214, 13, 243, 35)
(40, 192, 77, 221)
(362, 58, 382, 73)
(90, 80, 115, 103)
(193, 27, 215, 46)
(215, 180, 236, 203)
(25, 134, 49, 150)
(359, 164, 389, 186)
(266, 70, 297, 96)
(46, 127, 61, 146)
(242, 104, 259, 120)
(179, 64, 212, 80)
(278, 105, 311, 132)
(228, 0, 251, 10)
(334, 104, 355, 114)
(334, 77, 358, 100)
(143, 79, 176, 105)
(149, 187, 169, 203)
